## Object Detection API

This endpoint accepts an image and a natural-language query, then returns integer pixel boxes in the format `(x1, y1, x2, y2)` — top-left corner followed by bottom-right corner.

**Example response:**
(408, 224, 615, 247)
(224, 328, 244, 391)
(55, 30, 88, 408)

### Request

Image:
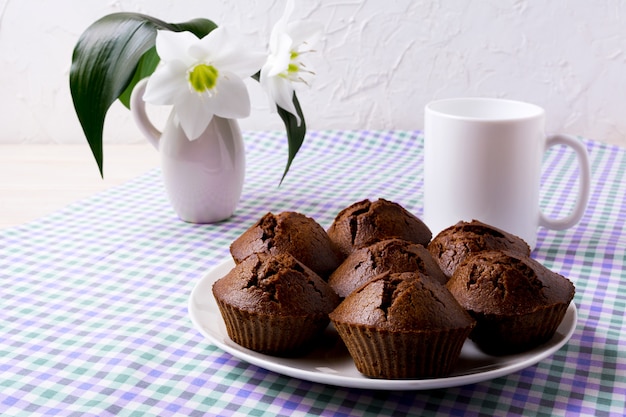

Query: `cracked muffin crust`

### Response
(328, 238, 447, 298)
(212, 252, 340, 355)
(229, 211, 343, 279)
(446, 250, 575, 355)
(329, 271, 475, 379)
(327, 199, 432, 258)
(427, 220, 531, 279)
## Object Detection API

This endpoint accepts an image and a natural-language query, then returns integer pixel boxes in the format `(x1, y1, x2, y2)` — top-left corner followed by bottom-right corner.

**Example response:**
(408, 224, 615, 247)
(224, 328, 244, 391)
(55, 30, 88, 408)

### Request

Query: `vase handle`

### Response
(130, 78, 161, 151)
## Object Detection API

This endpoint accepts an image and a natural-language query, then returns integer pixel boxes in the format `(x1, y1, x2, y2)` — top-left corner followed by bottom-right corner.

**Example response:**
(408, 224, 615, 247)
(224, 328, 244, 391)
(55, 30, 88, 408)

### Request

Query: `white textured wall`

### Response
(0, 0, 625, 146)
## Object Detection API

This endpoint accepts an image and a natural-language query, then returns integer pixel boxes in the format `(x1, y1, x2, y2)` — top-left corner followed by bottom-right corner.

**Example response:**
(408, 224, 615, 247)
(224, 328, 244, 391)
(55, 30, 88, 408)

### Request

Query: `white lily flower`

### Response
(143, 27, 266, 140)
(260, 0, 321, 125)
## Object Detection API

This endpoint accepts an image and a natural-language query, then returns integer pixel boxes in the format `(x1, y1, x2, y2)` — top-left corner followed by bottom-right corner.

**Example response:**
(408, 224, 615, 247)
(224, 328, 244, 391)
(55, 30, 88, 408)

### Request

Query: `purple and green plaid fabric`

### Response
(1, 131, 625, 416)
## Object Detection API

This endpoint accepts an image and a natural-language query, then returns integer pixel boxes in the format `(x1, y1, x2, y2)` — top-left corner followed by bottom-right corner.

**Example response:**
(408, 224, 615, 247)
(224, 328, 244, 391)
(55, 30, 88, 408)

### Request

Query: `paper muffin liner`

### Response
(215, 298, 329, 356)
(332, 322, 473, 379)
(469, 303, 570, 355)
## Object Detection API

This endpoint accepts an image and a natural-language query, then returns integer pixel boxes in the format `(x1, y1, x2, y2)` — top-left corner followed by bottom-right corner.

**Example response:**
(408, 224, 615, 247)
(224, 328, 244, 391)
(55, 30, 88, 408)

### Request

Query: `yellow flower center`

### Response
(189, 64, 219, 93)
(278, 51, 300, 78)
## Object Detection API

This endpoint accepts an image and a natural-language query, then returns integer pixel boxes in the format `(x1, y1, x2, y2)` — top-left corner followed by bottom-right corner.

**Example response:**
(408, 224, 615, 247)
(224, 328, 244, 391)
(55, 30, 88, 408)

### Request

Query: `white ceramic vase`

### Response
(130, 79, 245, 223)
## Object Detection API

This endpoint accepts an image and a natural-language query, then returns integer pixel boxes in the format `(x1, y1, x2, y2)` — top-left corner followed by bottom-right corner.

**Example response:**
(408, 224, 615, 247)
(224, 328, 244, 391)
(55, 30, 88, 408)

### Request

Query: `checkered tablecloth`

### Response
(1, 130, 625, 416)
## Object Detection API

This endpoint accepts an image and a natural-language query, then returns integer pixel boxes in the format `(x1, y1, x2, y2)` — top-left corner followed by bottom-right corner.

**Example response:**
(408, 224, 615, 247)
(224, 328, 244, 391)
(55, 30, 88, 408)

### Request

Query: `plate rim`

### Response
(188, 258, 578, 390)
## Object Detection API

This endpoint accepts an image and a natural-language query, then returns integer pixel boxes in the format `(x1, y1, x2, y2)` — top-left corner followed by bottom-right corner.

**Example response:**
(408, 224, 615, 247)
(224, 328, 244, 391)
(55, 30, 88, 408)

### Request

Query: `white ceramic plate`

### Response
(188, 258, 577, 390)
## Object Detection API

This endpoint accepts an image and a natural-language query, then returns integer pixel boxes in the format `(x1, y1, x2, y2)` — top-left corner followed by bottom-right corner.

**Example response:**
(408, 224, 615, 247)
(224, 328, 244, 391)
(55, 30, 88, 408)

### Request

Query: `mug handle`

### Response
(539, 134, 591, 230)
(130, 78, 161, 151)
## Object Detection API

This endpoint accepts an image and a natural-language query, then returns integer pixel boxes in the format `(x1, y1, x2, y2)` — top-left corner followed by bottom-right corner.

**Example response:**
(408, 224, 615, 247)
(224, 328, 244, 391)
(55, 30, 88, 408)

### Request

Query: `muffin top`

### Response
(427, 220, 531, 278)
(329, 271, 474, 332)
(213, 252, 340, 316)
(446, 250, 575, 316)
(327, 199, 432, 258)
(229, 211, 343, 278)
(328, 238, 447, 298)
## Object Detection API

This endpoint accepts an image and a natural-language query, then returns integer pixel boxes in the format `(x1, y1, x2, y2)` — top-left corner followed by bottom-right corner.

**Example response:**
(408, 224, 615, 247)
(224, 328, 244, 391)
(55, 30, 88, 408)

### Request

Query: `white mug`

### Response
(423, 97, 591, 250)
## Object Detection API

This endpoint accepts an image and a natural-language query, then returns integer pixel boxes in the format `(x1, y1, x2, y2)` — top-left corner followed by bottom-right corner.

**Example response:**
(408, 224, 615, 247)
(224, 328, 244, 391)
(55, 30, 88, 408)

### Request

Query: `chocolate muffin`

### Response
(327, 199, 432, 258)
(427, 220, 531, 278)
(212, 252, 341, 356)
(328, 238, 447, 298)
(229, 211, 342, 279)
(446, 250, 575, 355)
(329, 271, 475, 379)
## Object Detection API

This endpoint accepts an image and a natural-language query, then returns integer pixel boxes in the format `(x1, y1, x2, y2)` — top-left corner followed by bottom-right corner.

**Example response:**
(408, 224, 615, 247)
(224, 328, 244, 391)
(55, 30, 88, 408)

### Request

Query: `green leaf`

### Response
(118, 47, 160, 109)
(69, 12, 217, 176)
(276, 93, 306, 184)
(169, 18, 218, 37)
(250, 71, 307, 183)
